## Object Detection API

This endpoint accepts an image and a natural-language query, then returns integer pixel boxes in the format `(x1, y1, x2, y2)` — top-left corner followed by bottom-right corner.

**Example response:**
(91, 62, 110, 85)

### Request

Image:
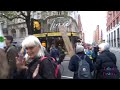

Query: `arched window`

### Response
(20, 28, 26, 38)
(11, 29, 16, 38)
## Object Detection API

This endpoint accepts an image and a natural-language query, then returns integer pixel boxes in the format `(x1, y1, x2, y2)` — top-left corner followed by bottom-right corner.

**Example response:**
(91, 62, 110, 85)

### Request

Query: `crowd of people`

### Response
(69, 40, 120, 79)
(0, 35, 119, 79)
(0, 35, 65, 79)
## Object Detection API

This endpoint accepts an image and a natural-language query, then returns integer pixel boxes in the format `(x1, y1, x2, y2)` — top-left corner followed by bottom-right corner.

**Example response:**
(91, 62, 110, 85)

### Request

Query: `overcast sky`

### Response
(79, 11, 107, 44)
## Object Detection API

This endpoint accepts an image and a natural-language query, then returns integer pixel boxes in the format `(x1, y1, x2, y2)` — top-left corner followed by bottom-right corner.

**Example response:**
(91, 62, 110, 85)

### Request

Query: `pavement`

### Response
(61, 48, 120, 79)
(60, 55, 74, 79)
(110, 48, 120, 72)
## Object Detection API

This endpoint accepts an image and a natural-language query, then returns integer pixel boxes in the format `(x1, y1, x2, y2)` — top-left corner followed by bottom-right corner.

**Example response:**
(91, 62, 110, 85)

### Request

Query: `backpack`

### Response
(76, 55, 92, 79)
(40, 56, 61, 79)
(99, 54, 120, 79)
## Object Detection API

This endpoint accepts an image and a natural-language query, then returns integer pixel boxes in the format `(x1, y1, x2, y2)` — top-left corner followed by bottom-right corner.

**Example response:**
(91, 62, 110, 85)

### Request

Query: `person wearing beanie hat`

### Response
(75, 45, 84, 53)
(4, 35, 18, 79)
(95, 43, 119, 79)
(68, 45, 94, 79)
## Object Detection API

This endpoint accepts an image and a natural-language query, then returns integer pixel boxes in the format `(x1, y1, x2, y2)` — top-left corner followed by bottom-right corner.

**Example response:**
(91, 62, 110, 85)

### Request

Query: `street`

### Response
(61, 49, 120, 79)
(110, 48, 120, 72)
(60, 55, 73, 79)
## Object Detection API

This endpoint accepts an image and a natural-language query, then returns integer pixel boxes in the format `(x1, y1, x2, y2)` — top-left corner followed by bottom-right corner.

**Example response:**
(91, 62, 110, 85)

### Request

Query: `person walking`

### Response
(4, 35, 18, 79)
(68, 45, 94, 79)
(95, 43, 119, 79)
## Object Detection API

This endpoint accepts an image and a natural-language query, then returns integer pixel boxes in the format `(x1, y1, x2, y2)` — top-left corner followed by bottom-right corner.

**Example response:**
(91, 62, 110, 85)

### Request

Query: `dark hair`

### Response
(5, 36, 13, 43)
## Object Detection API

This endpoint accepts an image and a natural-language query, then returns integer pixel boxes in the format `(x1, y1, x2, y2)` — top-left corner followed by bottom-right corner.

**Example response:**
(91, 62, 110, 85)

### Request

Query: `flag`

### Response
(0, 22, 6, 49)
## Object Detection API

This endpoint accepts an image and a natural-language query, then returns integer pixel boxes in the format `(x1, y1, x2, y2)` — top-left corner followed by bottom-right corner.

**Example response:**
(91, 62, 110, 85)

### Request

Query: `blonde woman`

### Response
(15, 35, 60, 79)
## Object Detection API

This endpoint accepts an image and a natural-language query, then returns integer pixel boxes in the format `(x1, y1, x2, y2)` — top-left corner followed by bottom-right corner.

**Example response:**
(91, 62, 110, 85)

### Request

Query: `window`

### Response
(20, 28, 26, 38)
(114, 31, 116, 47)
(107, 25, 110, 31)
(108, 25, 110, 30)
(111, 23, 112, 29)
(109, 33, 110, 46)
(11, 29, 16, 38)
(117, 28, 120, 47)
(113, 20, 115, 27)
(116, 17, 119, 24)
(111, 32, 113, 47)
(113, 11, 115, 17)
(107, 35, 108, 43)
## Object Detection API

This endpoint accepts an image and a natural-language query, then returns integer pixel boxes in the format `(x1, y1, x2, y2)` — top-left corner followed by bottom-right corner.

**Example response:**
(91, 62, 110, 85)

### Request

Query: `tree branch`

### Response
(1, 14, 26, 21)
(19, 11, 27, 17)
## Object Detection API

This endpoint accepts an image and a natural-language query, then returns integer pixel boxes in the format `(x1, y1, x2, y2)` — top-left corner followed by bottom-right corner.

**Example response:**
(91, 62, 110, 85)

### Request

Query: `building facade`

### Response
(106, 11, 120, 48)
(1, 11, 81, 46)
(93, 25, 103, 45)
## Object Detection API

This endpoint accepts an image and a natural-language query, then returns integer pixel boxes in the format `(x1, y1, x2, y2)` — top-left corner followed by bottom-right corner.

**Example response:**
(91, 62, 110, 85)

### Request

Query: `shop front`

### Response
(33, 32, 79, 51)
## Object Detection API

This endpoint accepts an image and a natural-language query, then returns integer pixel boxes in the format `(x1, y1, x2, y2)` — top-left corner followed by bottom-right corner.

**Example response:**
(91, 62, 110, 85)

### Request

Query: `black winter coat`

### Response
(68, 52, 94, 79)
(14, 56, 57, 79)
(95, 50, 118, 79)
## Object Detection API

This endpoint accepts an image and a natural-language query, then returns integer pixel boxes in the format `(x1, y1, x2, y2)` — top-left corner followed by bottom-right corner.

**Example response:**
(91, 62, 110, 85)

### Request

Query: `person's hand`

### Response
(16, 57, 28, 70)
(32, 64, 40, 78)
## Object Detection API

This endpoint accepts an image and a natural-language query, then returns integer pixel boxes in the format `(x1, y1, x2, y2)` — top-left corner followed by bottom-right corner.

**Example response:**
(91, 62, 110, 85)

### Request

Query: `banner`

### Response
(58, 25, 75, 58)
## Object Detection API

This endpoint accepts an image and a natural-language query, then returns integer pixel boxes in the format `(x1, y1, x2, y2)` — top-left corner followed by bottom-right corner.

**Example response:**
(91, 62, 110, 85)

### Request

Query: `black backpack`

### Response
(76, 55, 92, 79)
(40, 56, 61, 79)
(99, 54, 120, 79)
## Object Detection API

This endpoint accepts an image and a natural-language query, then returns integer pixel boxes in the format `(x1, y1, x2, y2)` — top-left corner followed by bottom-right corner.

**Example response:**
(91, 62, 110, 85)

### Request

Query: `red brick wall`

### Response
(106, 11, 120, 32)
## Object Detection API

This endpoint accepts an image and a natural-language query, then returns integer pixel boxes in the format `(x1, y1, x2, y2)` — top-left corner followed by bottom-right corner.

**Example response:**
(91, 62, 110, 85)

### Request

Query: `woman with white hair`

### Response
(15, 35, 60, 79)
(95, 43, 119, 79)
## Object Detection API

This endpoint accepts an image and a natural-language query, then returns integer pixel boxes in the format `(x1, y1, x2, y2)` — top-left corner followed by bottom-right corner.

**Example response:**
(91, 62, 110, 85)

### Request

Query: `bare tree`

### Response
(0, 11, 72, 35)
(0, 11, 33, 35)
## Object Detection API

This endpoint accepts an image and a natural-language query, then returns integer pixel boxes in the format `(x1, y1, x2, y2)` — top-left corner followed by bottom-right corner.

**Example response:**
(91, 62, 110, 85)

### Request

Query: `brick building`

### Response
(106, 11, 120, 48)
(93, 25, 103, 45)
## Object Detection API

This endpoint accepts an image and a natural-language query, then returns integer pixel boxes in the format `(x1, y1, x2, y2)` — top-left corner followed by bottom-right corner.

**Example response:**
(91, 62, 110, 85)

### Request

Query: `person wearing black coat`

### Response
(15, 35, 61, 79)
(95, 43, 119, 79)
(68, 45, 94, 79)
(93, 45, 99, 63)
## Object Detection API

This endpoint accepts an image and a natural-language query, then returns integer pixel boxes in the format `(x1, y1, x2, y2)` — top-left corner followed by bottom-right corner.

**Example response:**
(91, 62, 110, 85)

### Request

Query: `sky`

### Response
(79, 11, 107, 44)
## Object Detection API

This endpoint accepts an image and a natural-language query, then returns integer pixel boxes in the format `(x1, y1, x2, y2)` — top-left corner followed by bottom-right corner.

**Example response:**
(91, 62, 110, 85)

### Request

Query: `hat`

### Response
(4, 36, 13, 42)
(76, 45, 84, 53)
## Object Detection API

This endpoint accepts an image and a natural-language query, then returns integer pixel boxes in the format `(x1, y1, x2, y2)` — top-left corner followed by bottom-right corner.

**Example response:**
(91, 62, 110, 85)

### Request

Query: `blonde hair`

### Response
(22, 35, 45, 59)
(0, 48, 9, 79)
